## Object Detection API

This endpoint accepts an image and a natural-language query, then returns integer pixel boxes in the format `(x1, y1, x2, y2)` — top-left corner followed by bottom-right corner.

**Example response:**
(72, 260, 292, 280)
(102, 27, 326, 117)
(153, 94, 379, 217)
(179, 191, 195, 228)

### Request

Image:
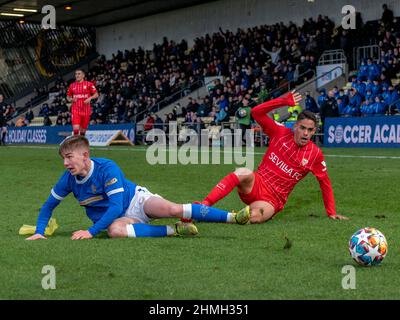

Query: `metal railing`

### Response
(352, 45, 380, 70)
(297, 65, 344, 93)
(318, 49, 347, 65)
(268, 69, 316, 99)
(133, 78, 217, 123)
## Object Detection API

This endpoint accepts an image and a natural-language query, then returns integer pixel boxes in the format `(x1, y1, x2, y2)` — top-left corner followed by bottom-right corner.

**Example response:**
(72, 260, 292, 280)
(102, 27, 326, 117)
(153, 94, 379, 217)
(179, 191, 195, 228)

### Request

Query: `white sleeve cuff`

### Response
(107, 188, 124, 197)
(51, 189, 65, 201)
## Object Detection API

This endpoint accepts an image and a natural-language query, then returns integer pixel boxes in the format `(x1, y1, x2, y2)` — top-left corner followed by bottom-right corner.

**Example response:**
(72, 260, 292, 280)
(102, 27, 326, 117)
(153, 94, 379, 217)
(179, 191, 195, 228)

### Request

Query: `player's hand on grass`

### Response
(329, 214, 349, 220)
(26, 234, 47, 240)
(71, 230, 93, 240)
(290, 90, 302, 106)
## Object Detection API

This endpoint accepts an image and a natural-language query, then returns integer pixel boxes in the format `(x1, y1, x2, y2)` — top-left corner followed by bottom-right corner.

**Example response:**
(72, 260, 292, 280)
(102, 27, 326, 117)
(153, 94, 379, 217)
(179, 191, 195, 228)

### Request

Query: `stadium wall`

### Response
(97, 0, 400, 59)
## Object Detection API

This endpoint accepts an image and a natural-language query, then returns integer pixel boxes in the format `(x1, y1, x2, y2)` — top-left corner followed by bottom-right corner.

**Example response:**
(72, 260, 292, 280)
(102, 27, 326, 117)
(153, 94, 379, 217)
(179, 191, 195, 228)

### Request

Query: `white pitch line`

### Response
(4, 145, 400, 160)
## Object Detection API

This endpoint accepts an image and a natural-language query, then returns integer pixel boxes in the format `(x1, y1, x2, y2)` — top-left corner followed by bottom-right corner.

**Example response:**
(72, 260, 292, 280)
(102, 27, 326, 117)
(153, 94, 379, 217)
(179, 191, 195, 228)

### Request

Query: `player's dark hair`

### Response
(297, 110, 317, 127)
(76, 68, 85, 74)
(59, 135, 90, 156)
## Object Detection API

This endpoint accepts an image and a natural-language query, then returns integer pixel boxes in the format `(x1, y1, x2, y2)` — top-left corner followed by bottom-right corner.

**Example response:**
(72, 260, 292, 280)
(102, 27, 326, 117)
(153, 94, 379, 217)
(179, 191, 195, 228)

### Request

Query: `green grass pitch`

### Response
(0, 145, 399, 299)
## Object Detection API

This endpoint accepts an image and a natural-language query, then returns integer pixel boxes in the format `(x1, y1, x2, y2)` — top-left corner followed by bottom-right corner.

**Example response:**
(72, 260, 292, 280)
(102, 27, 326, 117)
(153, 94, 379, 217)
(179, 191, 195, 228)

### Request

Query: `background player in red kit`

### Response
(199, 91, 348, 223)
(67, 69, 98, 136)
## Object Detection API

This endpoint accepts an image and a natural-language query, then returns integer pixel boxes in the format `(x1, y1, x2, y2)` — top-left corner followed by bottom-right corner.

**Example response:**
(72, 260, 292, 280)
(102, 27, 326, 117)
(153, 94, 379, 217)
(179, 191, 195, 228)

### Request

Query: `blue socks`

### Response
(183, 204, 234, 223)
(126, 223, 174, 238)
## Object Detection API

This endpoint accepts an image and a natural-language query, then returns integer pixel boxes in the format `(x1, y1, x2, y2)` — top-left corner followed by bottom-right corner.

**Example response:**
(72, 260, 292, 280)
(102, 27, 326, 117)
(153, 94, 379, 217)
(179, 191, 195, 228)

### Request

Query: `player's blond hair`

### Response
(59, 135, 89, 156)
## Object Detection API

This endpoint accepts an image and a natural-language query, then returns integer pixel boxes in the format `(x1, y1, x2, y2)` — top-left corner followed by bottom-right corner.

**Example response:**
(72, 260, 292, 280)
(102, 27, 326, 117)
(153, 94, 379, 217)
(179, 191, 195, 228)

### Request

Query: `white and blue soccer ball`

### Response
(349, 227, 388, 267)
(238, 109, 247, 118)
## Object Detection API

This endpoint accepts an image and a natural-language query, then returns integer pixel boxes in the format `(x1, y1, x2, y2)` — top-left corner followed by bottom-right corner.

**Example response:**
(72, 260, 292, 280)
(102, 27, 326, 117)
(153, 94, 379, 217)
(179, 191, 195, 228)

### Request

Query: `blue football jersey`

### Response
(36, 158, 137, 236)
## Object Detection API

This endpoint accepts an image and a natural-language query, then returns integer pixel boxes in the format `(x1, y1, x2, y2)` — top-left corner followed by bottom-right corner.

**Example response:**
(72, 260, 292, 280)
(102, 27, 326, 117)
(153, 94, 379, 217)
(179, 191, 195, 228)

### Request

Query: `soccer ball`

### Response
(238, 109, 247, 118)
(349, 227, 388, 267)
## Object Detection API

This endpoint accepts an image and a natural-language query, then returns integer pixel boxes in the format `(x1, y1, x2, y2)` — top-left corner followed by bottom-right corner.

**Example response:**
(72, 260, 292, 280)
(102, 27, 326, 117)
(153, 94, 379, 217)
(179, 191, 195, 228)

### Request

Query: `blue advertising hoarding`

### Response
(5, 123, 136, 145)
(324, 116, 400, 148)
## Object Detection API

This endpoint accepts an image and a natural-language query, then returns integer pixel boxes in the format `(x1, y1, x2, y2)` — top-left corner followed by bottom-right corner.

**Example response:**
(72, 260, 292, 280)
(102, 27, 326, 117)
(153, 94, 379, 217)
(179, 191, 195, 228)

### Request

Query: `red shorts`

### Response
(72, 113, 90, 130)
(238, 172, 284, 214)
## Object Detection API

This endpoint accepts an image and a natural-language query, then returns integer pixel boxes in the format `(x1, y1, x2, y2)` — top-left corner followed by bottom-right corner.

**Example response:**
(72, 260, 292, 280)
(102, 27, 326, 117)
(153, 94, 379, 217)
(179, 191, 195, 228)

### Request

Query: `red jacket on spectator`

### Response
(144, 116, 155, 131)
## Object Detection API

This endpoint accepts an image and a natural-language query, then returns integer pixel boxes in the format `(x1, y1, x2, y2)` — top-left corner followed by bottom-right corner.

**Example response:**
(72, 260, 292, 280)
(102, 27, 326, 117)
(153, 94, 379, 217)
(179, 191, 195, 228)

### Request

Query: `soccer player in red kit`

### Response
(199, 91, 348, 223)
(67, 69, 98, 136)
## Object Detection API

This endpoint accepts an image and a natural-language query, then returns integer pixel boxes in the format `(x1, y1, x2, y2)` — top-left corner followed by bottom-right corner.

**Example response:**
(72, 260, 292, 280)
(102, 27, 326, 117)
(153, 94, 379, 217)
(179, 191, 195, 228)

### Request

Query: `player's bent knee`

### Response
(234, 168, 253, 177)
(108, 222, 128, 238)
(234, 168, 254, 184)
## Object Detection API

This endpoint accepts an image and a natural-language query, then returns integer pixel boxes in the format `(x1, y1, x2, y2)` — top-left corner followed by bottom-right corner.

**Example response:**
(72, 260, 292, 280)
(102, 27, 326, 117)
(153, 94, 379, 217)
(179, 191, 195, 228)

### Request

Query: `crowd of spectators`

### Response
(4, 4, 399, 132)
(33, 14, 341, 128)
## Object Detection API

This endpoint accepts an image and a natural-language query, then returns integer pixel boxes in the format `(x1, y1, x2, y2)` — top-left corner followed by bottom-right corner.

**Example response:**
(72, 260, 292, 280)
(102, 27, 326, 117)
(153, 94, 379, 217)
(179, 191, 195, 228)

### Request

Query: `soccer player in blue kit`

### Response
(26, 135, 250, 240)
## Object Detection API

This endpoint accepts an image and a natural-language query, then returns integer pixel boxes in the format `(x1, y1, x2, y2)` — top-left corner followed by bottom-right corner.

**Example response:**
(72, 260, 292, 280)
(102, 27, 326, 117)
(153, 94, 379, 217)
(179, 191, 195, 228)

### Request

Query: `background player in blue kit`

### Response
(26, 136, 250, 240)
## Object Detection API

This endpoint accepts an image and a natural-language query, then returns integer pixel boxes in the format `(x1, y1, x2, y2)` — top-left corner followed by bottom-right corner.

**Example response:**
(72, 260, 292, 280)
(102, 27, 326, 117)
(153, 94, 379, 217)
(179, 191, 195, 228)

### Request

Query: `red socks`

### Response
(203, 173, 240, 206)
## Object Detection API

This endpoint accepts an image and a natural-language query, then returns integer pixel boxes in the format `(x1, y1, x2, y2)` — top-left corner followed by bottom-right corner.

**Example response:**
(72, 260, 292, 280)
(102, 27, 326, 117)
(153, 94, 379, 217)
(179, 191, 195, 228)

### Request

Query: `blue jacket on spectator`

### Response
(342, 105, 359, 116)
(345, 91, 362, 115)
(317, 91, 327, 108)
(337, 99, 347, 115)
(381, 89, 392, 106)
(365, 90, 375, 102)
(354, 81, 366, 97)
(372, 101, 387, 115)
(365, 80, 374, 92)
(371, 82, 381, 96)
(338, 93, 349, 106)
(305, 95, 319, 113)
(360, 100, 374, 115)
(367, 63, 381, 81)
(358, 62, 369, 81)
(216, 106, 229, 123)
(390, 89, 400, 106)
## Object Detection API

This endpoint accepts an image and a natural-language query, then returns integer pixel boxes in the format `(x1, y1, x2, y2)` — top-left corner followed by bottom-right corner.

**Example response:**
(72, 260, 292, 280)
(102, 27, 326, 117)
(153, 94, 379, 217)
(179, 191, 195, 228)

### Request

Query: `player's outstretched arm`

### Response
(251, 90, 301, 137)
(311, 153, 350, 220)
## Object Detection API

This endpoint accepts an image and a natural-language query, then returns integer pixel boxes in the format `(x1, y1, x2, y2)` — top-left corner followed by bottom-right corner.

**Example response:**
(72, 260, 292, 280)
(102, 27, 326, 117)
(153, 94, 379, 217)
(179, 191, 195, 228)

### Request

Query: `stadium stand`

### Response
(2, 6, 399, 147)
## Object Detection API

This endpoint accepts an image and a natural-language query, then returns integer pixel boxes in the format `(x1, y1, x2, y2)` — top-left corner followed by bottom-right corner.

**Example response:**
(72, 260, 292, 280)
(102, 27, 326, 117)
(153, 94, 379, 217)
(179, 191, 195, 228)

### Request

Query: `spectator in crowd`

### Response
(381, 4, 394, 28)
(153, 114, 164, 131)
(235, 97, 252, 144)
(337, 97, 347, 115)
(15, 116, 27, 127)
(304, 91, 319, 113)
(25, 109, 34, 123)
(317, 89, 327, 109)
(215, 103, 229, 125)
(144, 113, 155, 132)
(320, 89, 339, 130)
(43, 114, 53, 126)
(372, 96, 387, 115)
(196, 98, 211, 117)
(360, 99, 374, 116)
(344, 88, 362, 116)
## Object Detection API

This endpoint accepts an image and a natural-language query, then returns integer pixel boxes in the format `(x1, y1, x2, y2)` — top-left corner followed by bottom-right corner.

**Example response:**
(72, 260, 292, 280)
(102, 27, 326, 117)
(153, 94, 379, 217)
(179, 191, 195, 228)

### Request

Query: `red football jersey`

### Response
(67, 80, 97, 116)
(251, 93, 336, 216)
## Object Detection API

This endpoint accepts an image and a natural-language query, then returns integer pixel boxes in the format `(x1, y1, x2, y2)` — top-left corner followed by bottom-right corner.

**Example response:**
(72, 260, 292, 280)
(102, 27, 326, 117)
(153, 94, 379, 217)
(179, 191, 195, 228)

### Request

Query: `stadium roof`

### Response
(0, 0, 216, 27)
